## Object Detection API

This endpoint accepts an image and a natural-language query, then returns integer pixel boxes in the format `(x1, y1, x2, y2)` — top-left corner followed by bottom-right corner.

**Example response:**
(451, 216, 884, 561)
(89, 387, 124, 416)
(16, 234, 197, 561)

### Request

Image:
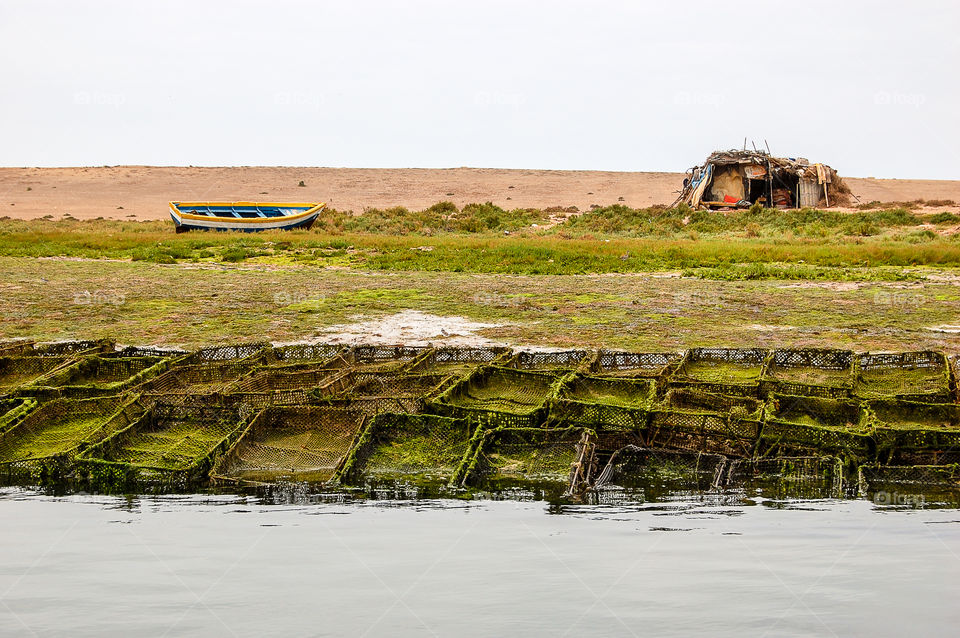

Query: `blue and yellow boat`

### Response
(168, 201, 325, 233)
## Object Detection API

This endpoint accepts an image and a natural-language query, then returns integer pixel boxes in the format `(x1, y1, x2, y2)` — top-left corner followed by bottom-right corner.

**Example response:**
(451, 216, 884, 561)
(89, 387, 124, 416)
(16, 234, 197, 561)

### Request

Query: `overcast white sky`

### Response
(1, 0, 957, 178)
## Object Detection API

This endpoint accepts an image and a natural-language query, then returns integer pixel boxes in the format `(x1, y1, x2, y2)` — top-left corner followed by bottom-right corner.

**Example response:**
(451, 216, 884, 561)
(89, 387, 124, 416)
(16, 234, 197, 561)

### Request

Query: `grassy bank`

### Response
(1, 201, 959, 279)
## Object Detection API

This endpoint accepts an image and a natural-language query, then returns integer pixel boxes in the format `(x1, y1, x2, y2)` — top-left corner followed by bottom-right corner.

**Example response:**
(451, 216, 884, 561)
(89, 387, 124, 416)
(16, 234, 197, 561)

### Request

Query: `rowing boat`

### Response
(168, 201, 325, 232)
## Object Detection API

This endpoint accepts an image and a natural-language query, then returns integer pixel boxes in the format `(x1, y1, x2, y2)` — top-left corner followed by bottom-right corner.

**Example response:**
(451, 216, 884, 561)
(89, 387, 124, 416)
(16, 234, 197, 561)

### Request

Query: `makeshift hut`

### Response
(674, 150, 851, 209)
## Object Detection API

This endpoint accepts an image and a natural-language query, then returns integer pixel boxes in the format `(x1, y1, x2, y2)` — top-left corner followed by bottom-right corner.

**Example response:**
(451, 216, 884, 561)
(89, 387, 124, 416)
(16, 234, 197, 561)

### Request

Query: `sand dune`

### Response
(1, 166, 958, 221)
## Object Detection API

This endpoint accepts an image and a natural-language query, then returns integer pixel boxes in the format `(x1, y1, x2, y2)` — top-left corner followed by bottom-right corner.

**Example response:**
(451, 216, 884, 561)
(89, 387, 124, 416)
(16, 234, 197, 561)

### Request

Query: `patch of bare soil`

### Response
(310, 310, 504, 346)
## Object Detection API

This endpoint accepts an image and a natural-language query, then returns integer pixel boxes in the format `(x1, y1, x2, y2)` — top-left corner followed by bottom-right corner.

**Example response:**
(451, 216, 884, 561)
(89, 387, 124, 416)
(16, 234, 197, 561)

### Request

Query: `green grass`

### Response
(2, 203, 959, 279)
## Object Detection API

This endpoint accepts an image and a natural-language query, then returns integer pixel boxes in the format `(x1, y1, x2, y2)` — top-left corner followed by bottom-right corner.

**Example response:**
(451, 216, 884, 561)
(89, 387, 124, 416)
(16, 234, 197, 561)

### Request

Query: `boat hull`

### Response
(168, 202, 324, 233)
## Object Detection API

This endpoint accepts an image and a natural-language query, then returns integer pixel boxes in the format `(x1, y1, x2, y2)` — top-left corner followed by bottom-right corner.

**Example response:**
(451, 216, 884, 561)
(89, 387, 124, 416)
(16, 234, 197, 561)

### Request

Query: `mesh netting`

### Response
(266, 343, 344, 365)
(593, 445, 729, 488)
(430, 366, 559, 428)
(115, 345, 189, 359)
(854, 351, 952, 402)
(0, 397, 38, 436)
(551, 375, 655, 431)
(0, 395, 143, 466)
(507, 350, 594, 371)
(663, 387, 763, 416)
(29, 355, 170, 398)
(32, 339, 115, 357)
(181, 342, 270, 365)
(346, 345, 430, 372)
(406, 346, 511, 376)
(340, 372, 452, 398)
(592, 350, 681, 378)
(761, 394, 871, 459)
(82, 400, 247, 475)
(761, 348, 854, 399)
(222, 366, 346, 409)
(461, 426, 588, 486)
(0, 340, 36, 357)
(647, 408, 759, 458)
(338, 413, 475, 485)
(866, 399, 960, 463)
(0, 356, 77, 392)
(671, 348, 768, 396)
(211, 405, 366, 484)
(135, 361, 257, 398)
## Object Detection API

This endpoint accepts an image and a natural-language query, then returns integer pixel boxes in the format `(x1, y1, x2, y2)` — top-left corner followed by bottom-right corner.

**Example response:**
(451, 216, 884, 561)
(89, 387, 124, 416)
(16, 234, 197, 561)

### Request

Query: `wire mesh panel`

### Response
(223, 366, 347, 409)
(114, 345, 189, 359)
(760, 394, 871, 459)
(337, 413, 476, 485)
(866, 399, 960, 465)
(32, 340, 115, 357)
(0, 395, 144, 474)
(643, 386, 766, 457)
(551, 375, 655, 431)
(211, 405, 366, 484)
(0, 356, 77, 393)
(339, 373, 454, 400)
(24, 355, 171, 399)
(134, 361, 258, 399)
(0, 340, 36, 357)
(181, 342, 270, 365)
(647, 408, 758, 458)
(670, 348, 769, 397)
(460, 426, 589, 487)
(0, 397, 38, 436)
(761, 348, 854, 399)
(265, 343, 345, 365)
(430, 366, 560, 429)
(592, 350, 681, 378)
(80, 400, 249, 479)
(310, 396, 428, 419)
(344, 345, 431, 373)
(507, 349, 594, 372)
(592, 445, 728, 491)
(406, 346, 511, 377)
(854, 351, 952, 403)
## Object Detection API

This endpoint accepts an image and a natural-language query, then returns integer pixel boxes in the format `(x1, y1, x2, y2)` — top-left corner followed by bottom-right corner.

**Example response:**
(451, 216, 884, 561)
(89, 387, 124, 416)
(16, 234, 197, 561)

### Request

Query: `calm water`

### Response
(1, 486, 959, 637)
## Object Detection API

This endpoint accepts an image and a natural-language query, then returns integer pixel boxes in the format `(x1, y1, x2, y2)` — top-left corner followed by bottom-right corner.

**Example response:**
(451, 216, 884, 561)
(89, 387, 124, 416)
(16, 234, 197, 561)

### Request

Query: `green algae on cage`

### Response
(21, 355, 175, 399)
(0, 356, 77, 392)
(223, 365, 348, 409)
(591, 350, 681, 379)
(80, 401, 250, 480)
(670, 348, 768, 396)
(405, 345, 511, 377)
(337, 412, 476, 485)
(551, 375, 655, 431)
(0, 397, 38, 436)
(853, 351, 952, 402)
(459, 426, 590, 486)
(134, 361, 257, 398)
(866, 399, 960, 461)
(506, 349, 594, 371)
(211, 405, 367, 485)
(0, 395, 144, 472)
(430, 366, 562, 428)
(760, 394, 872, 459)
(761, 348, 854, 398)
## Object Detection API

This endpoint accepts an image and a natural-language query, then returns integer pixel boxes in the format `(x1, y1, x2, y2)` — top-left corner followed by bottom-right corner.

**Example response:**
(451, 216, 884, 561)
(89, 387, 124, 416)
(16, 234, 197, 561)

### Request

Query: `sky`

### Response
(1, 0, 957, 178)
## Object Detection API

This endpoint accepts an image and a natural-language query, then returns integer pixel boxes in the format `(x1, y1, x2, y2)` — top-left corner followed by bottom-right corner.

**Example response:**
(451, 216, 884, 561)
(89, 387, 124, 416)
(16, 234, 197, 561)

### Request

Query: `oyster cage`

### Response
(1, 342, 959, 495)
(337, 412, 476, 486)
(211, 405, 368, 485)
